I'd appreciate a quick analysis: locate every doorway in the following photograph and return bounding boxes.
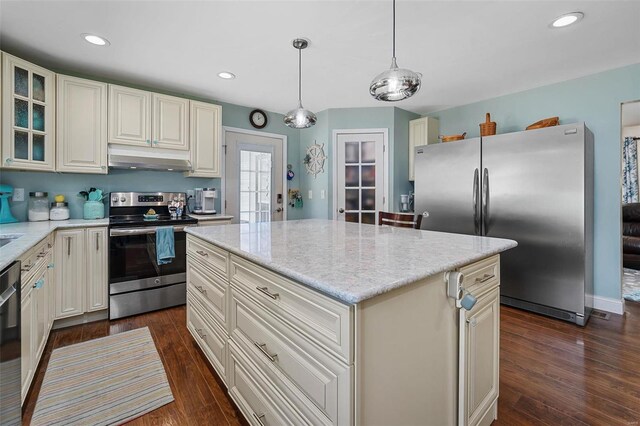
[333,129,388,224]
[621,100,640,303]
[224,128,286,224]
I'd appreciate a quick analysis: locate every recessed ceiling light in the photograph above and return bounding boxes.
[550,12,584,28]
[82,33,110,46]
[218,72,236,80]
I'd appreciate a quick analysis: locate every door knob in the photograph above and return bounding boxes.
[422,211,430,217]
[338,208,345,213]
[275,207,283,213]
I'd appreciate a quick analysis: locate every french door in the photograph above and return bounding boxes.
[224,130,285,224]
[334,131,387,224]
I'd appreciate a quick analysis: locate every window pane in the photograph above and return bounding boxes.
[259,154,271,171]
[345,142,359,163]
[240,212,250,223]
[361,213,376,225]
[240,151,250,170]
[33,103,45,131]
[345,189,359,210]
[261,212,270,222]
[345,166,359,187]
[33,73,45,102]
[361,141,375,163]
[362,165,375,187]
[259,174,270,191]
[240,171,251,191]
[14,67,28,97]
[14,98,28,128]
[259,191,270,205]
[240,192,250,210]
[14,131,28,159]
[33,134,45,161]
[361,189,375,210]
[345,212,359,223]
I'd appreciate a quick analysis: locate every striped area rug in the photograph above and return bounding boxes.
[31,327,174,426]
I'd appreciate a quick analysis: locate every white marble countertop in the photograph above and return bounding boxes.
[188,214,234,221]
[185,219,517,304]
[0,219,109,271]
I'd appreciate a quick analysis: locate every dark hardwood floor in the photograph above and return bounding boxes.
[23,302,640,425]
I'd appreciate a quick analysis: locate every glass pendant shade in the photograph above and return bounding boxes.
[370,58,422,101]
[284,104,317,129]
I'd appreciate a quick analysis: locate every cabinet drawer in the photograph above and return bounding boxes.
[230,255,353,363]
[228,341,306,426]
[187,258,228,331]
[460,255,499,297]
[187,294,228,383]
[231,288,351,425]
[187,235,228,278]
[19,234,52,284]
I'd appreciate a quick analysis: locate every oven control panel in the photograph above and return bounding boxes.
[109,192,186,207]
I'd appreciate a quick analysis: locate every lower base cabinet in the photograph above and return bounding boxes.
[187,235,501,426]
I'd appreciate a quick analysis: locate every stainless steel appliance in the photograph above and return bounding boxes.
[108,192,197,319]
[0,261,21,425]
[193,187,217,214]
[415,123,594,325]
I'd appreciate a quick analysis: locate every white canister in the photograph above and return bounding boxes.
[49,202,70,221]
[28,192,50,221]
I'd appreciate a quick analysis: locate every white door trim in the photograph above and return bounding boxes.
[331,128,389,220]
[222,126,288,220]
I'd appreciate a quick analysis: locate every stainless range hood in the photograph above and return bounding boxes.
[108,146,192,171]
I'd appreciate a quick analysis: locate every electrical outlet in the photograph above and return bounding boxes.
[186,190,195,198]
[13,188,24,202]
[320,190,326,199]
[308,190,313,199]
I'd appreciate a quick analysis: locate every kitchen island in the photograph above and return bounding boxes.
[184,219,516,426]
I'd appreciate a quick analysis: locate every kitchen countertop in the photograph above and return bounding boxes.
[187,214,234,221]
[185,219,517,304]
[0,219,109,271]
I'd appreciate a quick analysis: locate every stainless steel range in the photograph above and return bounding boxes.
[108,192,197,320]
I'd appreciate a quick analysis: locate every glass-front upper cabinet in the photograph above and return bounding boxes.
[1,53,55,171]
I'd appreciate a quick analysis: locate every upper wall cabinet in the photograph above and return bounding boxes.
[108,85,151,147]
[1,53,56,171]
[57,75,108,174]
[185,100,222,178]
[409,117,439,181]
[108,85,189,151]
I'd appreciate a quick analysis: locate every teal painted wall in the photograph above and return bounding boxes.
[0,50,303,222]
[428,63,640,300]
[299,107,417,219]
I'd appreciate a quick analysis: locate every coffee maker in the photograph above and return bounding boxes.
[193,187,217,214]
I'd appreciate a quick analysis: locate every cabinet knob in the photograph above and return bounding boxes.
[5,158,13,165]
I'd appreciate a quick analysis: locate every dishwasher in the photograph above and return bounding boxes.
[0,261,21,426]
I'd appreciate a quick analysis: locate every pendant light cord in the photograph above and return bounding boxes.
[392,0,396,60]
[298,47,302,107]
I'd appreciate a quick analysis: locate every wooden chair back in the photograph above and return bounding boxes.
[378,212,423,229]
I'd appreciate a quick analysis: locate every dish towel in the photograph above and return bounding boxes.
[156,226,175,265]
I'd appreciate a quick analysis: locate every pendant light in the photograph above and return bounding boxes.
[369,0,421,101]
[284,38,317,129]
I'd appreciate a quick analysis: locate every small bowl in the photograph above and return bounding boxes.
[143,214,159,220]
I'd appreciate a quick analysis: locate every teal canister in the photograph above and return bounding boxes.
[83,201,105,220]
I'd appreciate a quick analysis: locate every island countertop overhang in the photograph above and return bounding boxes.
[185,219,517,304]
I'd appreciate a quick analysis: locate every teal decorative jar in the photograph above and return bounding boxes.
[83,201,104,220]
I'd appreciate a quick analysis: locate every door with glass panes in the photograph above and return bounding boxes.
[335,131,386,224]
[2,53,55,171]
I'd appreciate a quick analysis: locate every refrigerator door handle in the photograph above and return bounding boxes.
[482,168,489,234]
[473,168,480,235]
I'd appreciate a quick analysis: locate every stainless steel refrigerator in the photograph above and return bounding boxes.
[415,123,594,326]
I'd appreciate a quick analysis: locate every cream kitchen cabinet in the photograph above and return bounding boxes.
[409,116,439,181]
[20,283,34,403]
[54,228,86,319]
[85,227,108,312]
[54,226,108,319]
[185,100,222,177]
[1,52,56,171]
[56,75,108,173]
[109,85,189,150]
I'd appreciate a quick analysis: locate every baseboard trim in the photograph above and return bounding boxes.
[52,310,108,330]
[593,296,625,315]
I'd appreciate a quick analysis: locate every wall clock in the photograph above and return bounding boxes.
[304,142,326,179]
[249,109,268,129]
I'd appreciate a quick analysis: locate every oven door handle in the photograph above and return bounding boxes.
[110,225,188,236]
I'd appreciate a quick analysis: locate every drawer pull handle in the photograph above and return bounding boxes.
[252,413,266,426]
[196,250,209,257]
[254,342,277,362]
[196,285,207,294]
[37,252,46,258]
[195,328,206,339]
[475,273,495,283]
[21,263,34,272]
[256,286,279,300]
[33,279,44,289]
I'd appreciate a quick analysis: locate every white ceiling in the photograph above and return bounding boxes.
[1,1,638,115]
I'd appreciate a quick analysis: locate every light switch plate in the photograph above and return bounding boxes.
[13,188,24,202]
[308,190,313,199]
[320,190,326,199]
